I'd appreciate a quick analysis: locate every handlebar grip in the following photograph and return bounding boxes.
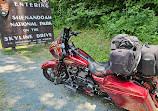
[74,32,81,35]
[76,32,82,34]
[71,32,82,36]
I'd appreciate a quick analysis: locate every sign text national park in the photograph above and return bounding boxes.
[0,0,54,48]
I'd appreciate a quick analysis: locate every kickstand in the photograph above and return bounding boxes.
[54,77,58,85]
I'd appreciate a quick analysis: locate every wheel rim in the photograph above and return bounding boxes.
[150,77,158,108]
[43,68,57,82]
[43,68,68,84]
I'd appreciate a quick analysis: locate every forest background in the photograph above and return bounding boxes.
[27,0,158,43]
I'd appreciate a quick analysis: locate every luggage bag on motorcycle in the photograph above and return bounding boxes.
[110,49,135,75]
[109,34,142,75]
[138,44,158,76]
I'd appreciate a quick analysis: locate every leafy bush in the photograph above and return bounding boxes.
[100,1,158,44]
[65,3,102,29]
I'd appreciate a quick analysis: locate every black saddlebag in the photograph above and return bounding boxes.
[138,45,158,76]
[110,49,135,75]
[109,34,142,75]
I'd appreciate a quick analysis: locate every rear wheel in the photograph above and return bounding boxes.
[151,92,158,108]
[149,77,158,108]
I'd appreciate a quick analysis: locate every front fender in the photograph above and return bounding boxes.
[41,60,58,69]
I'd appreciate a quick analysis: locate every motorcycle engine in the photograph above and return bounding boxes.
[65,66,98,96]
[67,66,89,86]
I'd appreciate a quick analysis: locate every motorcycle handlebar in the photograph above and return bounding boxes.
[61,28,83,58]
[70,31,82,36]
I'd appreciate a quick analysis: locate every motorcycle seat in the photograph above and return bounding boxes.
[88,58,111,77]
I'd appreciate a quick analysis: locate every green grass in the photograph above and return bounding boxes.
[0,29,111,62]
[72,29,111,62]
[0,80,6,110]
[0,41,2,49]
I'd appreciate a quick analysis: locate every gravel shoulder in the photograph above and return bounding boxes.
[0,52,125,111]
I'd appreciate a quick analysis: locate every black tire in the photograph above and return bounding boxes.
[43,68,57,82]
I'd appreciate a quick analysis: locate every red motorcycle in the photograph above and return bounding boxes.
[41,28,158,111]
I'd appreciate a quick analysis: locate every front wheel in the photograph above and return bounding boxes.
[43,68,57,82]
[43,68,68,83]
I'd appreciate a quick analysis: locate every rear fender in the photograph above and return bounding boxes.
[41,60,58,69]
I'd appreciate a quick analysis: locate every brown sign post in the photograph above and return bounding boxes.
[0,0,54,48]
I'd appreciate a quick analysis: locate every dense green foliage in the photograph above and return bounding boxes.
[21,0,158,44]
[47,0,158,43]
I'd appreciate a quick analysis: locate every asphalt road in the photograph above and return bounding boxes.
[0,52,125,111]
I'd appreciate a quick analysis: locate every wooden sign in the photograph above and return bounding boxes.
[0,0,54,48]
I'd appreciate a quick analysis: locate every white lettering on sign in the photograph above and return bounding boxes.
[14,2,18,6]
[15,40,31,44]
[43,38,52,40]
[23,29,30,32]
[12,15,52,20]
[4,35,33,42]
[29,3,33,7]
[36,33,52,38]
[10,22,37,27]
[25,2,28,7]
[4,37,9,41]
[19,2,24,7]
[39,21,52,26]
[14,36,18,40]
[13,2,49,8]
[31,28,39,31]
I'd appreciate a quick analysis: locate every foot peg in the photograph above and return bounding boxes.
[64,84,77,93]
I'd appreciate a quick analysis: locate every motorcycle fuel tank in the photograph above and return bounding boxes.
[64,54,88,67]
[93,75,157,111]
[64,48,89,67]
